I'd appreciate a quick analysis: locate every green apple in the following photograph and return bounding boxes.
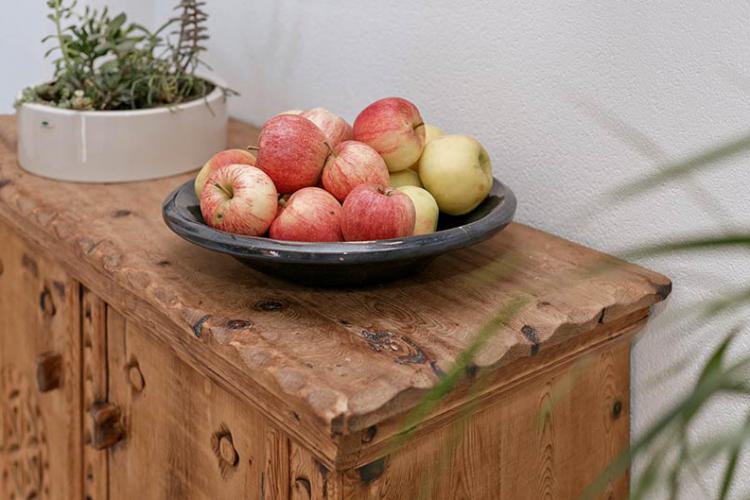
[410,124,444,171]
[389,169,423,188]
[397,186,439,235]
[423,124,444,144]
[418,135,493,215]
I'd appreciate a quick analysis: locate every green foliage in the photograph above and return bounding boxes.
[16,0,216,111]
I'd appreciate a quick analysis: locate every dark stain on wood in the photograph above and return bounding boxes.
[225,319,253,329]
[396,335,426,365]
[339,319,352,326]
[362,425,378,443]
[612,400,623,419]
[192,314,211,338]
[52,280,66,296]
[521,325,540,356]
[254,299,286,312]
[0,258,4,277]
[112,209,132,218]
[21,253,39,277]
[0,179,11,189]
[156,260,171,267]
[357,457,386,483]
[465,363,478,379]
[294,477,312,497]
[39,287,56,317]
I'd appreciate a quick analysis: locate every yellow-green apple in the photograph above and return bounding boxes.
[200,164,278,236]
[194,149,256,197]
[389,169,422,188]
[321,140,389,202]
[353,97,425,172]
[269,187,343,242]
[419,135,493,215]
[410,124,444,171]
[396,186,439,235]
[301,107,353,147]
[256,114,331,193]
[341,184,415,241]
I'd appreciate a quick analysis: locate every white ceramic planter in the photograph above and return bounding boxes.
[16,75,228,183]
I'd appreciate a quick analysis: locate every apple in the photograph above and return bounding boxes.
[276,109,304,115]
[397,186,439,235]
[419,135,493,215]
[341,184,415,241]
[321,140,389,202]
[194,149,256,197]
[352,97,425,172]
[301,107,353,147]
[410,124,444,171]
[256,114,331,193]
[200,164,278,236]
[269,187,343,242]
[389,169,422,188]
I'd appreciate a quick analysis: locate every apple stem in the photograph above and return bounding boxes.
[214,182,234,199]
[413,122,425,130]
[247,145,260,152]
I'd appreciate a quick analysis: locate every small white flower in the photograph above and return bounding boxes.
[74,90,84,98]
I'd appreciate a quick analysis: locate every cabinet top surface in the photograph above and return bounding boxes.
[0,116,670,434]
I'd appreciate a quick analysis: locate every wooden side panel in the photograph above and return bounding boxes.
[106,307,286,499]
[82,290,109,499]
[0,222,82,499]
[340,341,630,500]
[290,441,341,499]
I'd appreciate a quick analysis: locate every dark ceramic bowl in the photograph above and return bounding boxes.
[162,179,516,287]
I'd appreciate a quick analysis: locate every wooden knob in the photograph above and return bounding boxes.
[89,402,124,450]
[35,351,62,392]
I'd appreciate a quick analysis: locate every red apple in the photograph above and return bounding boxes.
[200,164,278,236]
[301,107,353,147]
[256,114,331,193]
[269,187,343,242]
[194,149,256,197]
[321,140,389,202]
[341,184,415,241]
[352,97,425,172]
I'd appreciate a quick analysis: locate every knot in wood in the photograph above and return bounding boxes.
[612,400,623,419]
[39,287,56,317]
[254,299,286,312]
[211,425,239,477]
[126,360,145,393]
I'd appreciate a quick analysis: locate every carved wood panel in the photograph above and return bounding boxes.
[0,222,81,499]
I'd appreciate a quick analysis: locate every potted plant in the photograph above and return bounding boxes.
[15,0,230,182]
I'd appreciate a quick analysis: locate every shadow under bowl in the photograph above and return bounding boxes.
[162,179,517,287]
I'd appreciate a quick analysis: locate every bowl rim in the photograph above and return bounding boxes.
[162,178,517,265]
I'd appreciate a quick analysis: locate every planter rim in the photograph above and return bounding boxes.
[16,72,227,117]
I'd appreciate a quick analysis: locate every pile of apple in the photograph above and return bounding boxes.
[195,97,493,242]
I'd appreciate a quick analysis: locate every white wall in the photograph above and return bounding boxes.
[4,1,750,497]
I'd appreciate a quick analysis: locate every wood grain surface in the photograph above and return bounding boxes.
[0,221,82,499]
[0,115,670,449]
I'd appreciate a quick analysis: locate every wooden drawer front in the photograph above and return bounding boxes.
[0,223,81,500]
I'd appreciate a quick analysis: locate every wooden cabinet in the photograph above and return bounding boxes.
[0,224,81,500]
[0,117,671,499]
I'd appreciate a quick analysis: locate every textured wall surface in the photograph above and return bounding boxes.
[4,1,750,496]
